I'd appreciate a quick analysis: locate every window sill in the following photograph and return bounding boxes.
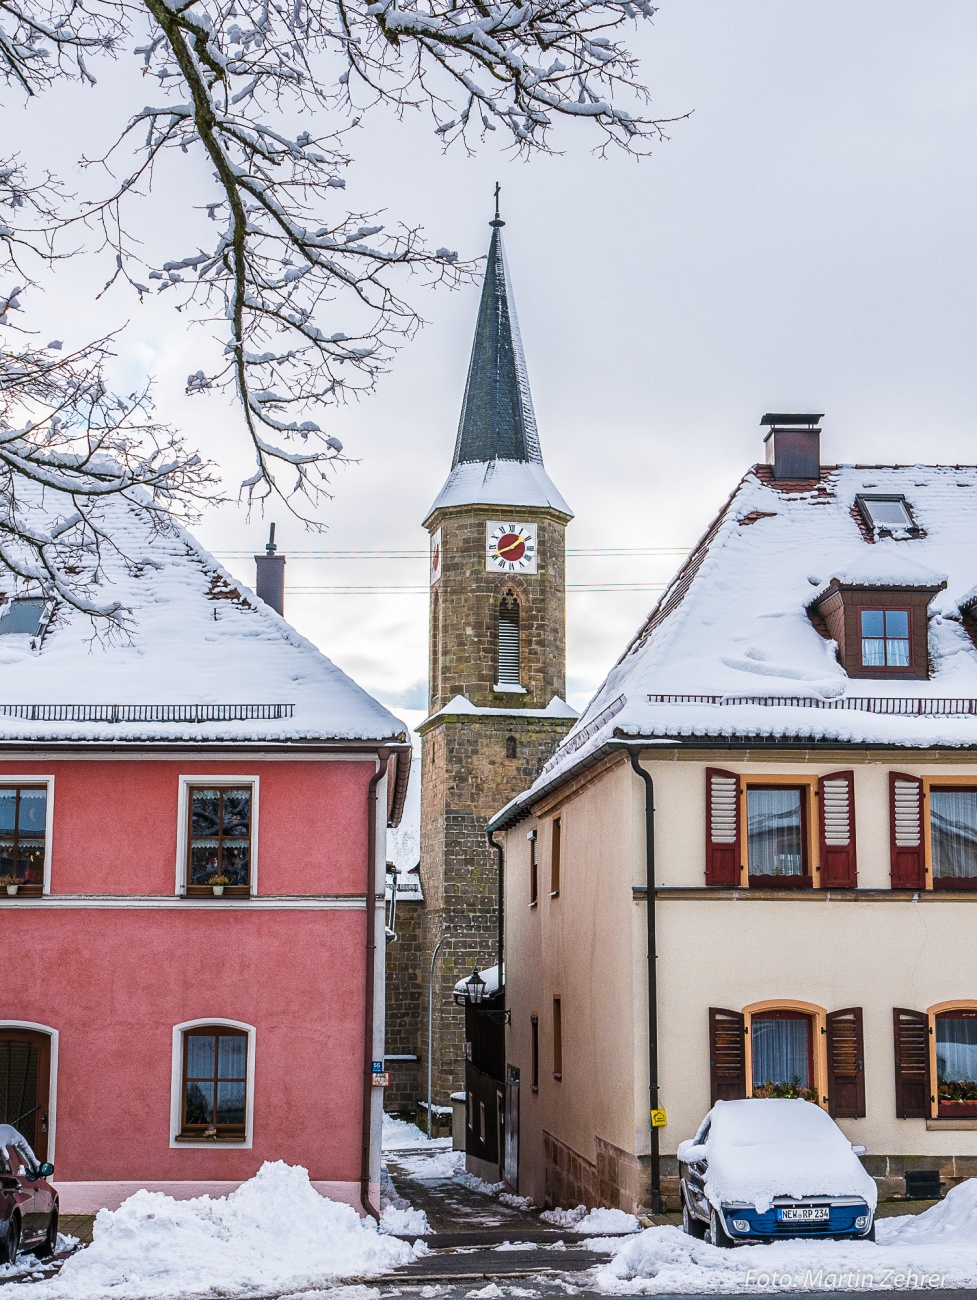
[531,1085,539,1094]
[493,684,527,694]
[926,1118,977,1131]
[173,1132,247,1143]
[182,891,253,900]
[529,900,538,909]
[549,891,560,899]
[553,1073,562,1082]
[0,888,44,898]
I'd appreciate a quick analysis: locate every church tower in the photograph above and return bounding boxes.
[417,204,576,1110]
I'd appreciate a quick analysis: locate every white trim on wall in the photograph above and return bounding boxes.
[0,1021,59,1162]
[169,1018,256,1150]
[0,894,365,910]
[175,776,260,897]
[0,776,55,894]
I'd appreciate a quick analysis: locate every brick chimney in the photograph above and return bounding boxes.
[761,413,823,481]
[254,523,285,616]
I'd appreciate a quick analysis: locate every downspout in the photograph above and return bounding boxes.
[629,750,661,1214]
[487,829,504,976]
[361,747,390,1221]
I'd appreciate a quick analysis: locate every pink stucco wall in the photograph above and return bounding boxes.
[0,756,378,1192]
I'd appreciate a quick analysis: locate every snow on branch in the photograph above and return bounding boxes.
[0,336,219,620]
[0,0,673,518]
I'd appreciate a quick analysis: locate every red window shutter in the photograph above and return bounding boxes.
[706,769,740,886]
[893,1008,930,1118]
[818,771,857,888]
[826,1008,866,1118]
[709,1007,746,1104]
[890,773,925,889]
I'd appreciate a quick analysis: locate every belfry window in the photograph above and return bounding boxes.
[497,596,521,688]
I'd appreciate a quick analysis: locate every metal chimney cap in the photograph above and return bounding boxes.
[760,412,824,427]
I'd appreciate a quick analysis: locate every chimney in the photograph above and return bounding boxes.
[761,413,823,481]
[254,523,286,616]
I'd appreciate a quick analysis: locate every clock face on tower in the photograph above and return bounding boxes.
[486,520,538,574]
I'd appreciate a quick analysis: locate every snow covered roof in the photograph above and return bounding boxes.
[425,458,572,521]
[0,492,410,768]
[386,754,422,899]
[491,463,977,828]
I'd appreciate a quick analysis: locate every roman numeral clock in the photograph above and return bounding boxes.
[486,521,538,574]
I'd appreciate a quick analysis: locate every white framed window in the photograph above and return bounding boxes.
[170,1018,256,1148]
[175,777,260,897]
[0,777,55,896]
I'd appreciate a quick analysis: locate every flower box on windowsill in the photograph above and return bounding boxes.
[174,1131,247,1143]
[183,886,252,899]
[0,880,42,897]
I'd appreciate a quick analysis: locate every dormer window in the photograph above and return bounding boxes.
[0,598,46,637]
[860,609,911,669]
[809,582,943,679]
[855,494,921,539]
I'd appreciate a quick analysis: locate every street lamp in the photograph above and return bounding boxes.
[464,968,486,1005]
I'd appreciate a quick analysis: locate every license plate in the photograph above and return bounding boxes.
[779,1207,829,1222]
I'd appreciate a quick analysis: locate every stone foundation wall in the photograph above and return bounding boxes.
[542,1131,655,1213]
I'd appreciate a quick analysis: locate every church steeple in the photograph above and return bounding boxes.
[425,200,571,523]
[451,202,542,469]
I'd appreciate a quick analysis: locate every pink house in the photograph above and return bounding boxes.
[0,502,409,1214]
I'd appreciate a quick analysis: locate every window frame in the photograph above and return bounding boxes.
[928,1001,977,1120]
[920,776,977,892]
[857,605,914,673]
[855,493,920,537]
[550,817,562,897]
[495,594,524,693]
[530,1014,539,1091]
[0,777,55,898]
[528,830,538,907]
[552,997,563,1081]
[741,775,818,890]
[170,1018,256,1148]
[176,776,259,898]
[743,1000,828,1109]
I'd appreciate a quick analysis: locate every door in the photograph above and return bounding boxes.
[504,1066,520,1191]
[0,1030,51,1161]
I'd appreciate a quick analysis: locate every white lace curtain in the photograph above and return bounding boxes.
[751,1017,811,1088]
[931,791,977,879]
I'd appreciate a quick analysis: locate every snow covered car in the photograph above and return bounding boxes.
[0,1124,59,1264]
[677,1099,876,1247]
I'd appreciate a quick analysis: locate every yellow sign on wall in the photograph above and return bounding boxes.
[650,1109,667,1129]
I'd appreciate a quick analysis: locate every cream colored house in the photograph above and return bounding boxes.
[489,418,977,1213]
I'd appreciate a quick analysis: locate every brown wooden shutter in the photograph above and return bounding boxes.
[826,1008,866,1118]
[890,773,925,889]
[709,1007,746,1104]
[706,769,740,886]
[819,771,857,887]
[893,1007,931,1118]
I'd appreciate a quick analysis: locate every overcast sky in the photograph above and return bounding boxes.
[13,1,977,726]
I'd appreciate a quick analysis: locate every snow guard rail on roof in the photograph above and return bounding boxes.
[648,694,977,717]
[0,704,295,723]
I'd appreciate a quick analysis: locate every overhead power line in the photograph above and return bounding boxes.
[283,582,668,595]
[215,546,691,560]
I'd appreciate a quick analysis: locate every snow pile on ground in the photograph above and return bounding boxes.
[382,1113,452,1152]
[456,1169,505,1195]
[595,1184,977,1293]
[380,1203,431,1236]
[0,1163,417,1299]
[540,1204,638,1234]
[679,1099,877,1214]
[499,1191,535,1210]
[397,1149,466,1180]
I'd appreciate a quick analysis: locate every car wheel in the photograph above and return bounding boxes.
[35,1210,58,1259]
[709,1208,735,1248]
[682,1202,707,1240]
[862,1221,876,1243]
[0,1214,20,1266]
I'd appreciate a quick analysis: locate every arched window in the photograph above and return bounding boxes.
[497,595,521,688]
[505,736,517,759]
[173,1022,252,1144]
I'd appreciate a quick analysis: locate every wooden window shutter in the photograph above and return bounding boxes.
[890,773,925,889]
[709,1007,746,1104]
[819,771,857,887]
[893,1007,930,1118]
[826,1008,866,1118]
[705,769,740,886]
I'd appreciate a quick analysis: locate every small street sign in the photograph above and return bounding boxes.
[371,1072,390,1088]
[650,1109,667,1128]
[371,1060,384,1073]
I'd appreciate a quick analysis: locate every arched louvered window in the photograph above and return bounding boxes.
[497,596,521,688]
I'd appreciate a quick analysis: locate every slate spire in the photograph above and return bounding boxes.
[451,199,542,468]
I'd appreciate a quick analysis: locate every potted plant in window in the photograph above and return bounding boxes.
[0,875,19,896]
[207,873,232,897]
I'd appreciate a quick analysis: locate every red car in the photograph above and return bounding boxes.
[0,1125,59,1264]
